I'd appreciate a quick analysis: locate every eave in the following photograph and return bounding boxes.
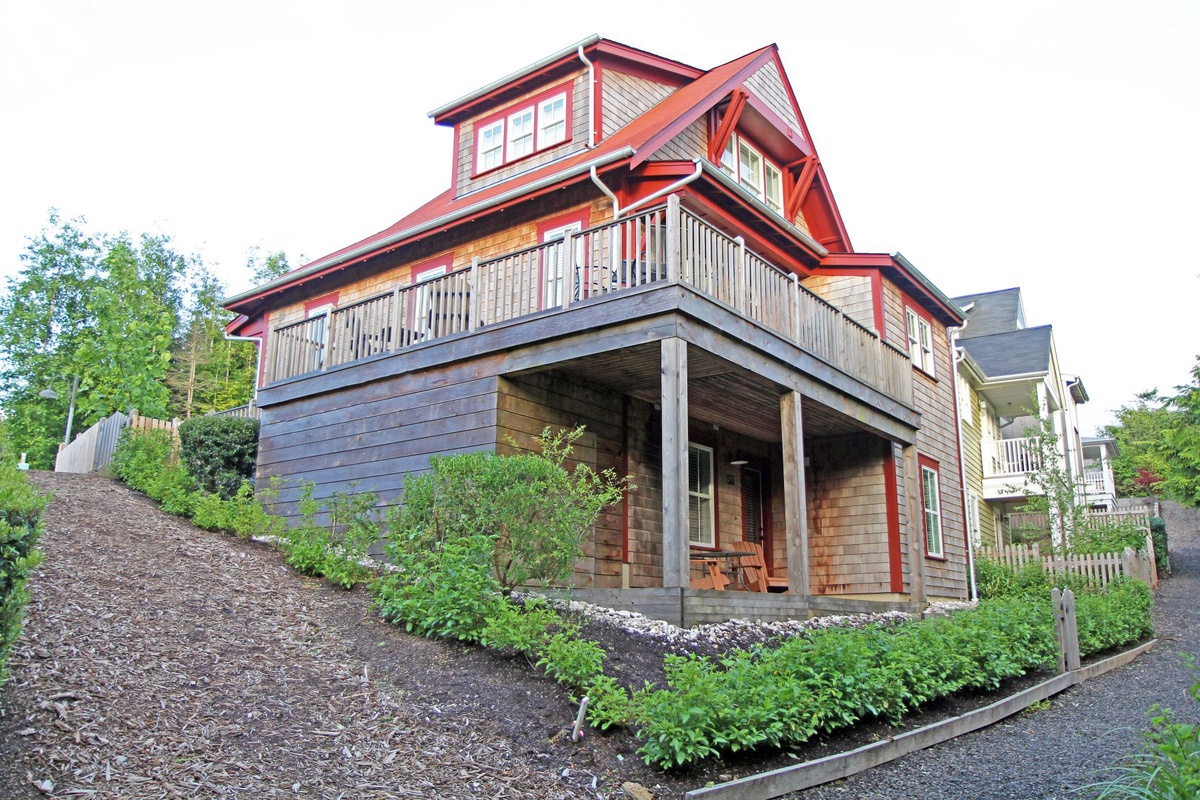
[817,252,964,326]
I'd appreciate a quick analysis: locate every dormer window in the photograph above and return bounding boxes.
[473,82,572,176]
[718,133,786,218]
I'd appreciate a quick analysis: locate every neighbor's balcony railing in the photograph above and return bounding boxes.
[266,196,913,402]
[984,436,1044,476]
[1083,468,1113,498]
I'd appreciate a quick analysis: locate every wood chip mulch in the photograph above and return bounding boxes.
[0,473,593,799]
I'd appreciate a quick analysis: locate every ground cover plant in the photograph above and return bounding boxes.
[108,424,1156,775]
[0,422,50,685]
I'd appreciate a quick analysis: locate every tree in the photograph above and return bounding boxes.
[1010,406,1086,547]
[167,266,256,417]
[246,248,292,286]
[0,213,100,466]
[1103,391,1173,497]
[1160,358,1200,506]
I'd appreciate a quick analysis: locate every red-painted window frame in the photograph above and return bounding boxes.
[472,81,574,178]
[918,454,946,560]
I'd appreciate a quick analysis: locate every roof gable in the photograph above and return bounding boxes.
[953,287,1026,338]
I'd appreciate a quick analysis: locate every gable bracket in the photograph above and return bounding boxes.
[708,89,748,164]
[786,156,819,220]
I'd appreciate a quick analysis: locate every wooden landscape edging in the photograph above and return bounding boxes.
[684,638,1158,800]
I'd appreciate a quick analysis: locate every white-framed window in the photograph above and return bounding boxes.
[966,489,982,548]
[540,220,584,308]
[507,107,535,160]
[306,303,333,372]
[956,369,972,423]
[738,139,764,198]
[906,307,936,376]
[921,461,944,558]
[477,121,505,172]
[538,94,567,149]
[713,132,788,221]
[474,87,570,174]
[764,162,783,213]
[688,443,715,547]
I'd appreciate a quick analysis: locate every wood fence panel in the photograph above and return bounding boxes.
[979,539,1156,588]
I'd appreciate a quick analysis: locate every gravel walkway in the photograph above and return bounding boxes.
[796,501,1200,800]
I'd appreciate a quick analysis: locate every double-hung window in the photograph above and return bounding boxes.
[920,459,944,558]
[716,132,787,221]
[906,307,936,376]
[688,443,715,547]
[474,85,570,174]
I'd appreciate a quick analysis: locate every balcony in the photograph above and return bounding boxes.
[265,196,912,403]
[982,436,1043,499]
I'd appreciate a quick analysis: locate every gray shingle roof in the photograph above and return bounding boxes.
[952,287,1024,338]
[959,326,1053,379]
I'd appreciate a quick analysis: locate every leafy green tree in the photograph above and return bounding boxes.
[74,232,187,421]
[1160,358,1200,506]
[1104,391,1174,497]
[246,248,292,286]
[167,266,256,417]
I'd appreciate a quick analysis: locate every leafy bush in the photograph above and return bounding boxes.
[377,428,627,641]
[191,481,282,540]
[177,416,259,499]
[0,423,50,686]
[628,591,1146,770]
[1150,516,1169,576]
[1070,523,1146,556]
[280,482,380,589]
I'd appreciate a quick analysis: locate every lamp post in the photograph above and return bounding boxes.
[39,375,79,444]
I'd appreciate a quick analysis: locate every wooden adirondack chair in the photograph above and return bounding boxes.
[729,541,788,592]
[689,560,730,590]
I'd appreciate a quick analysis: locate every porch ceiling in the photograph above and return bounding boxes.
[513,342,879,442]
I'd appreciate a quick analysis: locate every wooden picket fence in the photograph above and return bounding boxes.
[54,409,179,474]
[979,533,1158,590]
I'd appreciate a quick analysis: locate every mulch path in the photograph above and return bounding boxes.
[0,473,595,799]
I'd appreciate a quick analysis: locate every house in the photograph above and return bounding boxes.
[223,37,970,623]
[1081,436,1119,512]
[952,288,1090,547]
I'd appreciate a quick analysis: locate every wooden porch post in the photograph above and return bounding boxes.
[661,337,690,589]
[781,390,810,595]
[903,444,927,602]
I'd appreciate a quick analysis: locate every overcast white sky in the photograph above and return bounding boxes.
[1,0,1197,434]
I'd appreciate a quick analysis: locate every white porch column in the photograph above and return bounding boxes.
[781,390,810,595]
[903,444,927,602]
[661,338,691,588]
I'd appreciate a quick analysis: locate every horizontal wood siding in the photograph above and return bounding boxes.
[495,373,626,589]
[256,358,503,517]
[456,71,590,198]
[959,376,997,547]
[882,279,968,599]
[745,59,802,131]
[601,69,674,137]
[802,274,875,332]
[806,433,893,595]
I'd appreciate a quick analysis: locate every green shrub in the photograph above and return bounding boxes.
[0,422,50,686]
[536,633,606,694]
[631,596,1072,769]
[112,428,178,496]
[1150,516,1169,576]
[177,416,259,499]
[479,597,561,658]
[1075,579,1154,656]
[1070,523,1146,556]
[280,482,380,589]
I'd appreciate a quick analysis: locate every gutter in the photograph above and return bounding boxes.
[950,322,977,602]
[429,35,601,120]
[577,45,595,149]
[891,252,966,321]
[223,146,636,308]
[698,160,829,258]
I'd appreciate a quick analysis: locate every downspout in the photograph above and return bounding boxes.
[590,159,705,221]
[577,45,595,149]
[225,334,264,406]
[950,325,977,601]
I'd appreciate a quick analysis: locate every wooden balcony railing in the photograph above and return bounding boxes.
[266,195,913,404]
[985,437,1044,476]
